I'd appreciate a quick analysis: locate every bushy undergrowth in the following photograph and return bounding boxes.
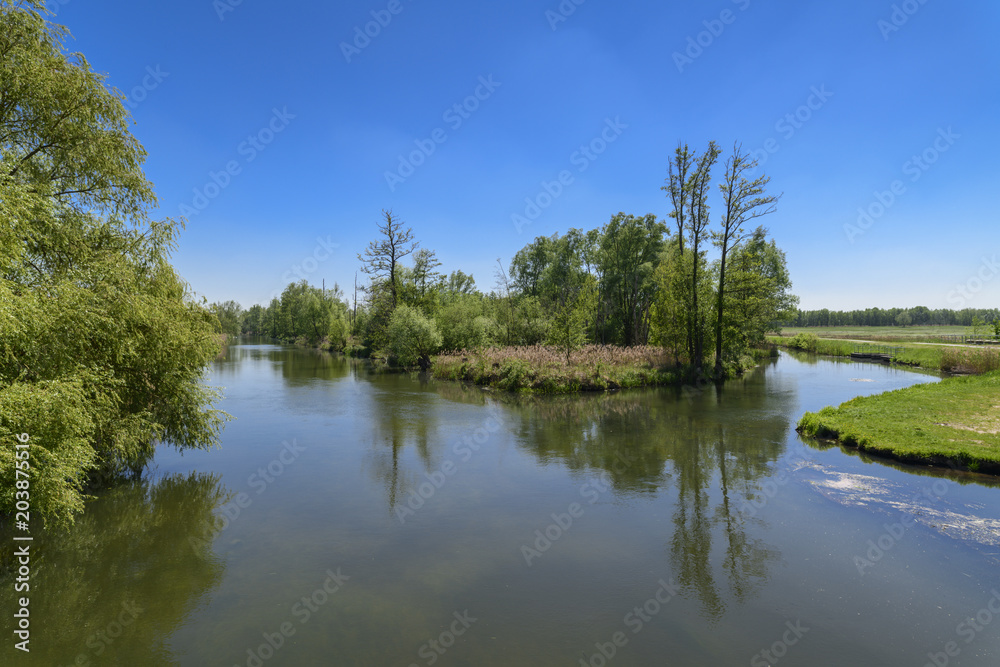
[432,345,679,392]
[787,332,818,351]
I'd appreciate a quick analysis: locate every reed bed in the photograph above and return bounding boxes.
[432,345,679,392]
[941,347,1000,375]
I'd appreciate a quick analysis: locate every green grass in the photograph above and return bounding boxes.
[797,371,1000,473]
[768,334,1000,374]
[779,325,973,343]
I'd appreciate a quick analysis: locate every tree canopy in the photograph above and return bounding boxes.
[1,1,228,526]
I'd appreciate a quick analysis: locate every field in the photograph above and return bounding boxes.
[778,325,975,343]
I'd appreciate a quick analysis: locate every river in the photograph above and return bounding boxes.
[4,338,1000,666]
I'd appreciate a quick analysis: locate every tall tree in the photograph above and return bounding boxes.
[210,300,243,336]
[686,142,721,369]
[598,213,667,346]
[713,144,780,376]
[719,228,797,355]
[357,209,418,309]
[444,269,477,296]
[663,143,694,255]
[509,234,555,297]
[241,304,264,334]
[411,247,443,300]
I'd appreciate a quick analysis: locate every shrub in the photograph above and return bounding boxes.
[788,332,818,351]
[435,299,497,351]
[386,305,442,367]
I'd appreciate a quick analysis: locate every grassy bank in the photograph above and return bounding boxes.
[431,345,769,393]
[779,325,971,342]
[767,333,1000,374]
[797,371,1000,474]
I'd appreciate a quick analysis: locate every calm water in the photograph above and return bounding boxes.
[4,339,1000,666]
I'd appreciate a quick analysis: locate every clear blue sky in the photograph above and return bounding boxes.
[53,0,1000,311]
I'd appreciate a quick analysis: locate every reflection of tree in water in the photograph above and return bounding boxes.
[497,380,787,620]
[213,340,353,385]
[670,415,782,621]
[0,472,229,666]
[274,347,351,384]
[364,388,440,514]
[497,390,678,493]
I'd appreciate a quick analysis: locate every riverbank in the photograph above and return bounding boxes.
[767,333,1000,374]
[430,345,769,392]
[797,371,1000,474]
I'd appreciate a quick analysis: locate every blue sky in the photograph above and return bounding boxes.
[52,0,999,311]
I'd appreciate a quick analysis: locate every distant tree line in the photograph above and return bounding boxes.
[220,142,797,377]
[789,307,999,328]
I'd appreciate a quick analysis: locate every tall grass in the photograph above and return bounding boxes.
[941,347,1000,374]
[432,345,680,392]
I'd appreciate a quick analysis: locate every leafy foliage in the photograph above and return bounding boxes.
[0,2,227,525]
[386,304,442,367]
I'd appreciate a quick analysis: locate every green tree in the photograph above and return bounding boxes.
[547,277,597,363]
[444,269,477,296]
[411,248,443,301]
[650,240,693,362]
[598,213,666,346]
[665,141,720,367]
[210,300,243,336]
[719,228,797,356]
[713,144,780,376]
[0,2,228,525]
[971,314,984,339]
[685,142,721,369]
[386,304,443,367]
[662,142,694,255]
[241,304,265,334]
[264,298,281,338]
[436,295,496,351]
[509,235,555,297]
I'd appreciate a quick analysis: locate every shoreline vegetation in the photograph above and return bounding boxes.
[770,329,1000,475]
[767,332,1000,375]
[233,143,799,393]
[430,344,772,393]
[797,371,1000,475]
[259,336,772,392]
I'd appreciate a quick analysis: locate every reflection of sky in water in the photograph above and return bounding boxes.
[4,345,998,666]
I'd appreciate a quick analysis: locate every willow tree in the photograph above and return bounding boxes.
[0,1,228,526]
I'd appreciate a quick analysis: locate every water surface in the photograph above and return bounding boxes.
[3,341,999,666]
